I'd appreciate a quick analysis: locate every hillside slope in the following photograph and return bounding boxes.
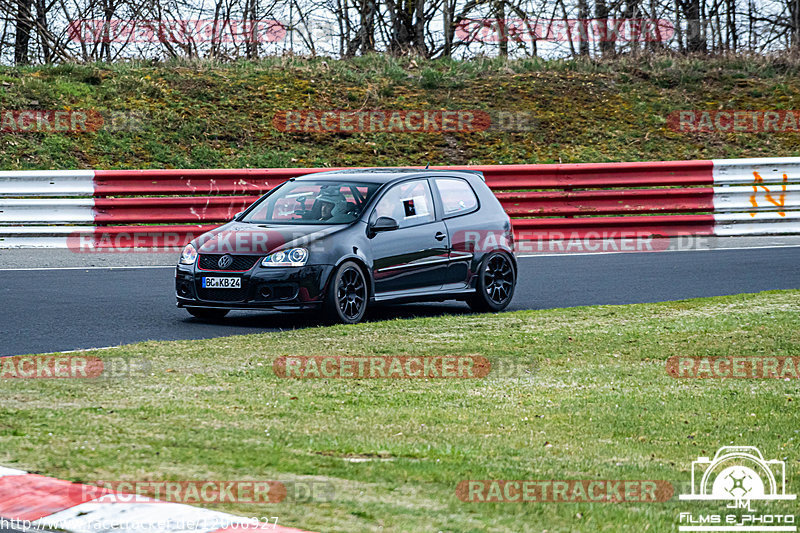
[1,55,799,170]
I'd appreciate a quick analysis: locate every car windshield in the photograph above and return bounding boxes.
[241,180,381,225]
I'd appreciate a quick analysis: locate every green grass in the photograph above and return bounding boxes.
[1,290,798,532]
[3,54,800,170]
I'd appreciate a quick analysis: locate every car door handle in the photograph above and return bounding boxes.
[435,232,447,241]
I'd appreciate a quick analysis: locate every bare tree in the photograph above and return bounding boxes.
[2,0,800,64]
[14,0,33,63]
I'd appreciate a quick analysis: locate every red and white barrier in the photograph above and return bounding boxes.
[1,157,798,248]
[0,468,313,533]
[710,158,800,235]
[0,170,94,197]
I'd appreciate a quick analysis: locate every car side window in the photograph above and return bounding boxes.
[435,178,478,217]
[374,179,435,229]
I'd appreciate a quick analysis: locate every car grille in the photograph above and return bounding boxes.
[196,285,249,302]
[198,254,261,271]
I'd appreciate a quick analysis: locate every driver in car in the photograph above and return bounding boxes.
[316,189,356,223]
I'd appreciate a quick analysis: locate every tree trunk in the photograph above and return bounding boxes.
[14,0,33,64]
[577,0,590,56]
[789,0,800,50]
[245,0,258,60]
[685,0,706,53]
[495,0,507,57]
[442,0,454,57]
[34,0,50,62]
[595,0,615,57]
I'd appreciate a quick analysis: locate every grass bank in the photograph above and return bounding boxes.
[2,54,800,169]
[0,290,798,532]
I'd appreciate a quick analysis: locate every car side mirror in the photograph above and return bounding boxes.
[233,211,243,220]
[371,216,399,233]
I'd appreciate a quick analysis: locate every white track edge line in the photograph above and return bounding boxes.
[516,243,800,258]
[0,265,175,271]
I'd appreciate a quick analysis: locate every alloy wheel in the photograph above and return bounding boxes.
[483,254,513,304]
[336,267,366,320]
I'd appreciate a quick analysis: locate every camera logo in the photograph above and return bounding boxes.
[680,446,795,503]
[677,446,796,533]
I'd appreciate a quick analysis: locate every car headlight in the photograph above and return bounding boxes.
[262,247,308,267]
[179,243,197,265]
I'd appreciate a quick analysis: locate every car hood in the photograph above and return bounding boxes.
[193,221,349,255]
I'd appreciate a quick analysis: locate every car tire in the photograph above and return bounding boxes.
[467,252,516,313]
[323,261,368,324]
[186,307,229,320]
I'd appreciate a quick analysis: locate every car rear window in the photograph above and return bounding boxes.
[435,178,478,216]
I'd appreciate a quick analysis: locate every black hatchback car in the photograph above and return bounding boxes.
[176,168,516,323]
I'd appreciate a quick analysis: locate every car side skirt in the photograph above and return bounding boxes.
[372,287,476,304]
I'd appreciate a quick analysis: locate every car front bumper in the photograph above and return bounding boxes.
[175,263,333,311]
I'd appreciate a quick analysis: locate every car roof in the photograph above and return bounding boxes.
[294,168,484,184]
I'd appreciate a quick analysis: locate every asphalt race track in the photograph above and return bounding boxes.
[1,247,798,357]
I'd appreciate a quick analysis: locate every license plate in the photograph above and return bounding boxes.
[202,277,241,289]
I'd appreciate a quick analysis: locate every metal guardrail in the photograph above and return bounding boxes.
[0,158,798,248]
